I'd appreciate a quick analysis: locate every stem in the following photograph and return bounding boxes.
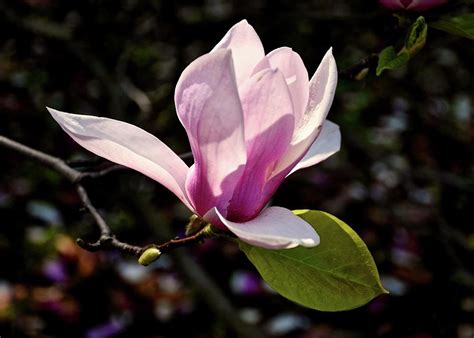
[0,134,203,258]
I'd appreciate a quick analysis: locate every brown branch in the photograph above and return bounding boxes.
[130,194,265,338]
[0,135,81,182]
[75,214,213,257]
[0,134,202,258]
[154,225,213,253]
[79,164,127,179]
[1,133,263,337]
[76,184,111,236]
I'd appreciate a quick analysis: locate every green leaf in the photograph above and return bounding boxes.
[404,16,428,56]
[239,210,388,312]
[376,46,410,76]
[430,14,474,41]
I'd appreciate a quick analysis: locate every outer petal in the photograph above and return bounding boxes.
[253,47,309,125]
[47,108,192,209]
[216,207,320,249]
[211,19,265,85]
[175,49,246,216]
[288,120,341,175]
[271,48,337,177]
[379,0,405,10]
[226,69,294,221]
[408,0,447,10]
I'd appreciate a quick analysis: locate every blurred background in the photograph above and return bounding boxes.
[1,0,473,337]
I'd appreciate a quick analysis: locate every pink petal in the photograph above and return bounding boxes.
[175,49,247,216]
[47,108,192,210]
[216,207,320,249]
[288,120,341,175]
[211,20,265,85]
[408,0,447,10]
[253,47,309,126]
[226,68,294,221]
[379,0,406,9]
[271,48,337,177]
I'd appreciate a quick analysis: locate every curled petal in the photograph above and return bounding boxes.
[48,108,192,210]
[408,0,448,10]
[289,120,341,175]
[227,68,294,221]
[212,19,265,85]
[379,0,405,9]
[272,48,337,177]
[216,207,320,249]
[175,49,247,216]
[379,0,447,10]
[253,47,309,125]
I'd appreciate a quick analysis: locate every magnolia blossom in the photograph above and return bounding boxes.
[379,0,448,11]
[48,20,340,249]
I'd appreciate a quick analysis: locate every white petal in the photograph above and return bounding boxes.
[253,47,309,125]
[211,19,265,85]
[48,107,192,210]
[271,48,338,177]
[216,207,320,249]
[288,120,341,175]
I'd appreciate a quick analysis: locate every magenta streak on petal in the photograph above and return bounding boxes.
[379,0,447,10]
[407,0,448,10]
[226,68,294,222]
[400,0,413,7]
[256,122,341,220]
[175,49,247,217]
[379,0,406,9]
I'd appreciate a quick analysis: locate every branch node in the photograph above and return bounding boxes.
[76,238,102,251]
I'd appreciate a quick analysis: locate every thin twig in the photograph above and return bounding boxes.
[0,134,201,258]
[0,133,263,337]
[0,136,81,182]
[76,184,111,236]
[154,226,213,253]
[79,164,127,179]
[130,195,265,338]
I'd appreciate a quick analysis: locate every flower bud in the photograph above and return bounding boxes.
[379,0,448,11]
[138,247,161,266]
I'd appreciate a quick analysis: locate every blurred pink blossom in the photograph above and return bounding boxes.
[379,0,448,11]
[48,20,340,249]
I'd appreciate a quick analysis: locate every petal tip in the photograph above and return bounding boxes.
[231,19,254,33]
[47,107,66,122]
[324,48,336,66]
[301,236,320,247]
[46,106,59,115]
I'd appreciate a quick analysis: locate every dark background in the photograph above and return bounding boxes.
[1,0,473,337]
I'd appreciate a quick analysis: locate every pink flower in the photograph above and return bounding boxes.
[48,20,340,249]
[379,0,448,11]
